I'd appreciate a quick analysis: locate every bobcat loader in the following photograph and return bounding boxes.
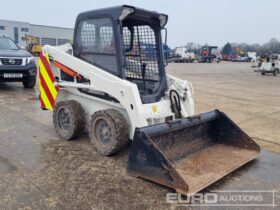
[39,5,260,195]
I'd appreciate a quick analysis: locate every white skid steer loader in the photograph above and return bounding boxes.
[39,5,260,195]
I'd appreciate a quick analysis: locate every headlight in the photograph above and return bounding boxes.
[26,57,35,65]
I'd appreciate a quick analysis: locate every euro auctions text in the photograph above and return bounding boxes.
[166,190,277,207]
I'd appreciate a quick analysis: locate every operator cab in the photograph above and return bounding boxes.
[73,5,168,103]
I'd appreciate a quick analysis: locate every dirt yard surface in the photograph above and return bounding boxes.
[0,62,279,209]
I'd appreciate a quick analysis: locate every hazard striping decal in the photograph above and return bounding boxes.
[39,53,59,110]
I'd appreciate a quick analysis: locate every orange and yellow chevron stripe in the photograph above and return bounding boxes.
[39,53,59,110]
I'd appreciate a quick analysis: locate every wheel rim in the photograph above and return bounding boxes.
[94,118,113,146]
[57,108,71,130]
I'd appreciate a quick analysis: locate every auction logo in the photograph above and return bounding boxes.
[166,190,277,207]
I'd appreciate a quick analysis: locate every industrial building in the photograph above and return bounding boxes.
[0,19,74,47]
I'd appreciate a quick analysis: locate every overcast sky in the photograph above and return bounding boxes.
[1,0,279,47]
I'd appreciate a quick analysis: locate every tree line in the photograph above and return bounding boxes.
[182,38,280,56]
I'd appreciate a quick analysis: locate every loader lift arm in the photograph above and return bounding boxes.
[41,44,147,133]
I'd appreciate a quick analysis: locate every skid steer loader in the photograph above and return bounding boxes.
[38,5,260,195]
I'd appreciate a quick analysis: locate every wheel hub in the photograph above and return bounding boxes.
[58,108,71,130]
[95,119,112,145]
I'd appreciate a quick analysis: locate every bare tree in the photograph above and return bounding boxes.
[185,42,194,51]
[173,37,280,56]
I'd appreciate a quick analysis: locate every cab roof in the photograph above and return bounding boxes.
[76,5,168,28]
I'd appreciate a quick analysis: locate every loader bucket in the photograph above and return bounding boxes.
[127,110,260,195]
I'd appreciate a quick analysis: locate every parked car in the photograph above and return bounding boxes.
[260,60,280,76]
[173,47,195,63]
[0,36,37,88]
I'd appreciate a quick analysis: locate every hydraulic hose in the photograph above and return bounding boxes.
[169,89,182,119]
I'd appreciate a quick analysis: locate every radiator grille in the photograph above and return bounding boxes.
[0,58,22,65]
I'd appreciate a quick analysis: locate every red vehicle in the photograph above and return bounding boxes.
[199,45,218,63]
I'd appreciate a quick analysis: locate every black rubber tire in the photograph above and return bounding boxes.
[261,71,265,75]
[89,109,129,156]
[22,77,36,88]
[53,100,85,140]
[273,69,279,76]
